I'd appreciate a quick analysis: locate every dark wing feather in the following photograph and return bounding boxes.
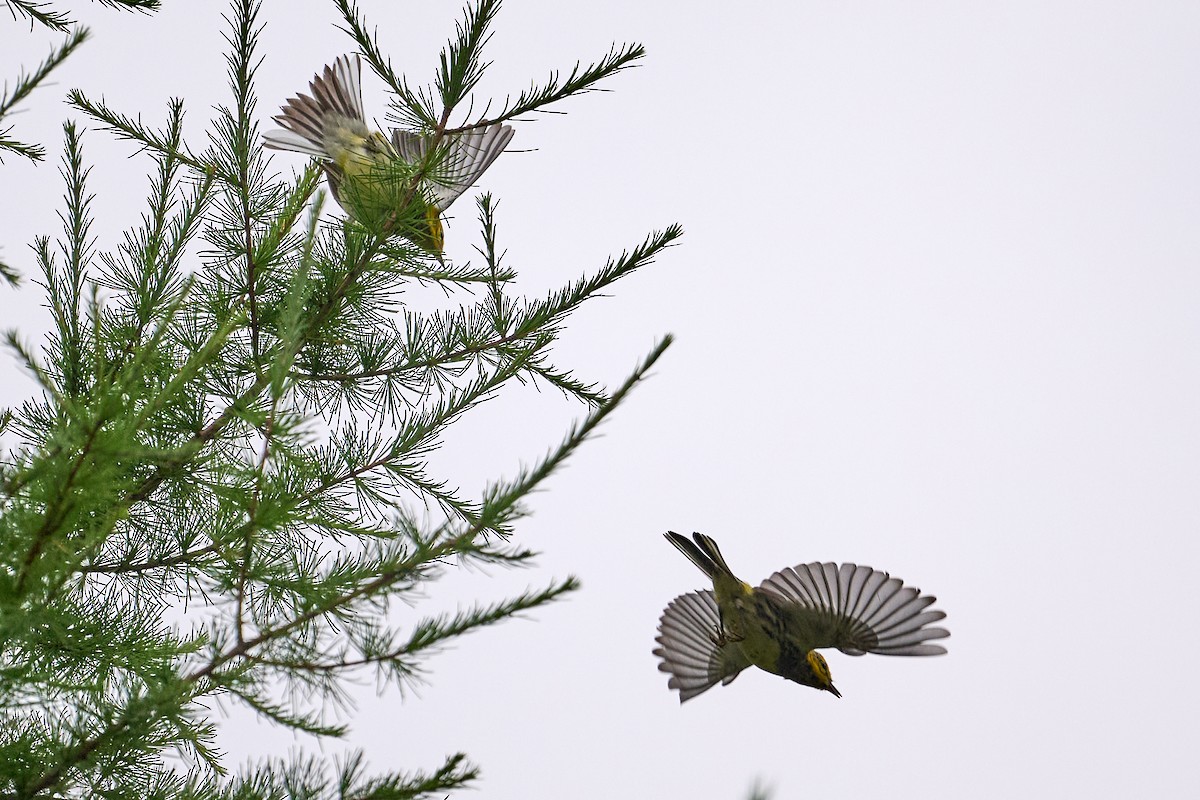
[309,55,364,121]
[264,54,367,157]
[653,590,751,702]
[760,562,949,656]
[390,123,514,210]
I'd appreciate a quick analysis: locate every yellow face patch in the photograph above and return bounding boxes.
[806,650,834,688]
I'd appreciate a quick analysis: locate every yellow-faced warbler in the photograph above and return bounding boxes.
[655,532,948,701]
[263,55,513,254]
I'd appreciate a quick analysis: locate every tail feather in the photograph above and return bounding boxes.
[665,531,737,580]
[692,532,735,576]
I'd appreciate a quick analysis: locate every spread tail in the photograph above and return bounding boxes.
[664,531,736,580]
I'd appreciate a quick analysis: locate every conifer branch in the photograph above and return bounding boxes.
[0,26,88,161]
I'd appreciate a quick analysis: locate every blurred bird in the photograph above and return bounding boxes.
[263,55,513,254]
[655,531,948,702]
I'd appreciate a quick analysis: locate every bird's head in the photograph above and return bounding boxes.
[793,650,841,698]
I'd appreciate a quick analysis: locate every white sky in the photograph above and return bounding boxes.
[4,1,1200,798]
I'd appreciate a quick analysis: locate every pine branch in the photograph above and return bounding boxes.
[435,0,501,113]
[332,0,438,128]
[3,0,160,31]
[294,223,683,387]
[444,40,646,132]
[3,0,678,793]
[220,0,267,366]
[248,576,577,680]
[0,26,88,162]
[4,0,72,32]
[477,334,673,535]
[378,577,578,681]
[523,358,609,407]
[45,122,93,399]
[474,193,507,324]
[225,687,347,738]
[66,90,236,185]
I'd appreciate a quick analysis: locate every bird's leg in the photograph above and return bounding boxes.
[713,609,744,646]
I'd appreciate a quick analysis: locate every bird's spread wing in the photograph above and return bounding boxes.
[759,563,949,657]
[310,55,364,123]
[264,55,367,157]
[654,590,752,702]
[390,123,514,210]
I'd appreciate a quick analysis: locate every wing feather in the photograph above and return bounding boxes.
[266,54,512,214]
[391,123,514,210]
[264,55,367,157]
[262,129,327,158]
[760,562,949,657]
[653,590,751,702]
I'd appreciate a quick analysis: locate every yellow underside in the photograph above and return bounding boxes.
[330,135,444,253]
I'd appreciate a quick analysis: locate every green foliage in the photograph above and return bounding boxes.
[333,0,645,133]
[4,1,159,33]
[0,27,89,165]
[2,0,164,280]
[3,0,160,161]
[0,0,677,796]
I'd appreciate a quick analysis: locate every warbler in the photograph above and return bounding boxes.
[263,55,514,253]
[655,531,948,701]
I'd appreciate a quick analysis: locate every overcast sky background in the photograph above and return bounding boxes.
[4,1,1200,798]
